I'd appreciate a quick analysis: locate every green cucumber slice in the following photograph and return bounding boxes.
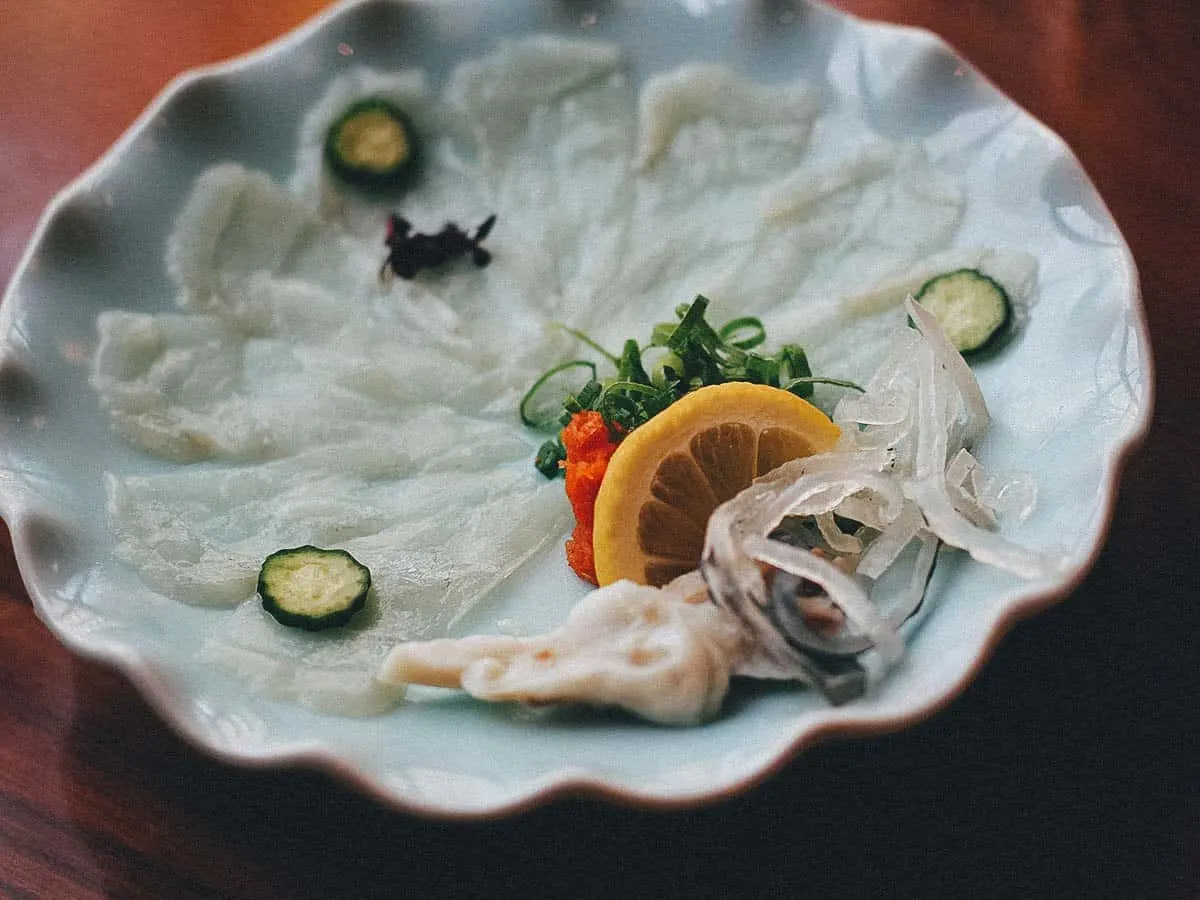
[258,546,371,631]
[324,98,419,190]
[913,268,1012,357]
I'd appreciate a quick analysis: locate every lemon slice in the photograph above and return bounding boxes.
[592,382,841,587]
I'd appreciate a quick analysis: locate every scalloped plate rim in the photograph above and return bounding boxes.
[0,0,1154,818]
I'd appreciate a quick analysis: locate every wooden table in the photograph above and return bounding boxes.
[1,2,1195,896]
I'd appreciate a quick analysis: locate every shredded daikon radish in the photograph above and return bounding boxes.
[855,504,924,580]
[700,298,1065,703]
[742,534,904,663]
[906,295,990,445]
[816,512,863,555]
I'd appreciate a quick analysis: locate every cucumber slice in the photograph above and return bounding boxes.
[913,268,1012,357]
[258,546,371,631]
[324,98,419,190]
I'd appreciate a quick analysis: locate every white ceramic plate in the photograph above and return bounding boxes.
[0,0,1150,817]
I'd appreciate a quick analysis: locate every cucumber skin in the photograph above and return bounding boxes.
[258,545,371,632]
[323,98,421,191]
[913,268,1013,359]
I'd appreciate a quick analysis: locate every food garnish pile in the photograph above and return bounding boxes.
[90,36,1055,725]
[521,294,853,584]
[383,296,1060,721]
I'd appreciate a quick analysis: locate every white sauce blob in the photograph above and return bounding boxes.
[381,573,743,725]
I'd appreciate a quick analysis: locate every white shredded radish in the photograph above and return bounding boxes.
[855,504,924,579]
[700,303,1065,700]
[888,531,940,627]
[904,478,1060,579]
[816,511,863,554]
[945,448,975,487]
[906,295,989,444]
[742,534,905,663]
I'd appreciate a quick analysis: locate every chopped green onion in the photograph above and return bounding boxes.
[555,324,618,364]
[520,359,597,429]
[616,339,651,386]
[534,438,567,478]
[522,295,855,476]
[718,316,766,350]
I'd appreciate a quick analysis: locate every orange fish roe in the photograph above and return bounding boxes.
[560,410,623,584]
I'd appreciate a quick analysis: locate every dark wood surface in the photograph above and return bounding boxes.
[1,2,1196,896]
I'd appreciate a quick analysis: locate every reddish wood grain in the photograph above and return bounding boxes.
[0,2,1196,897]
